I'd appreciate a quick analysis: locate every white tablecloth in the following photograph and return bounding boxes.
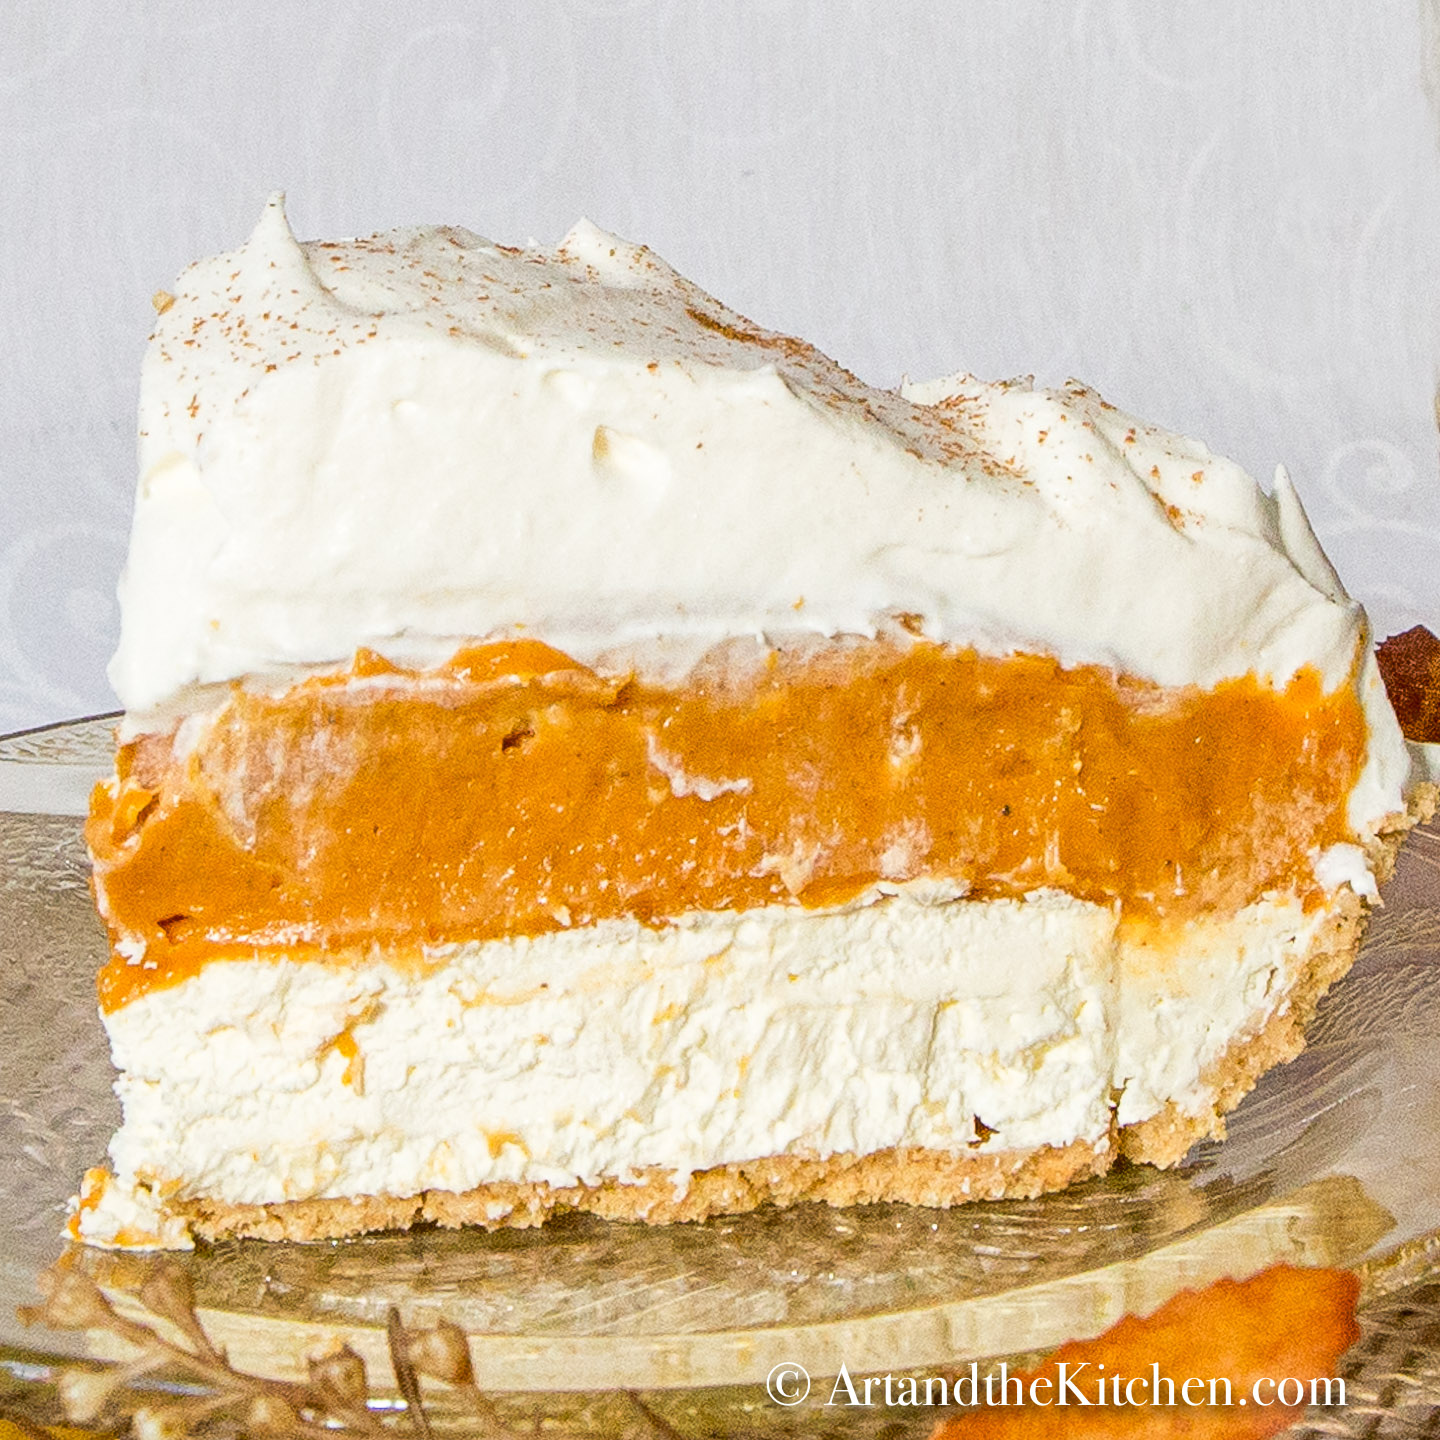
[1,0,1437,731]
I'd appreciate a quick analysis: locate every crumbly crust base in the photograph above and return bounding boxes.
[176,1136,1113,1243]
[144,784,1440,1246]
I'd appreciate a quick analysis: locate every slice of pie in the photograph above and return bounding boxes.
[74,197,1432,1248]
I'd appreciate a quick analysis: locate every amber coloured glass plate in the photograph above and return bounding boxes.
[3,718,1440,1436]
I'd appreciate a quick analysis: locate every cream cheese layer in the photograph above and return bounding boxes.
[80,885,1338,1248]
[111,198,1408,827]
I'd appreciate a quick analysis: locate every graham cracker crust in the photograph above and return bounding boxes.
[142,783,1440,1246]
[177,1136,1114,1243]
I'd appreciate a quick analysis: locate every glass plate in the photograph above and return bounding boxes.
[3,718,1439,1436]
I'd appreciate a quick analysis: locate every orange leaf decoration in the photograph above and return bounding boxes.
[932,1263,1359,1439]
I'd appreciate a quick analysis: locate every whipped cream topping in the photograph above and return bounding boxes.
[113,196,1409,824]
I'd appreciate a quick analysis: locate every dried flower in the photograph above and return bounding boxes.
[57,1364,123,1423]
[309,1343,370,1409]
[33,1268,118,1330]
[387,1307,433,1440]
[136,1259,194,1322]
[405,1319,475,1387]
[246,1391,302,1435]
[23,1257,465,1438]
[138,1259,220,1361]
[130,1404,189,1440]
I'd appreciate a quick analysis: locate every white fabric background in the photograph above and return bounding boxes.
[2,0,1438,732]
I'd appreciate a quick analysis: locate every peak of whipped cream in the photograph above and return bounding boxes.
[112,195,1409,821]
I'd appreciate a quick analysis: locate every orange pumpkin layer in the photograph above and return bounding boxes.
[88,638,1367,1010]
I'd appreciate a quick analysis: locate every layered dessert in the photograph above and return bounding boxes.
[75,197,1429,1248]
